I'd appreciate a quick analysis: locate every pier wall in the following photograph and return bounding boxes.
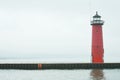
[0,63,120,70]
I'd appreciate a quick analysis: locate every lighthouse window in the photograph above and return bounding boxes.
[93,18,100,21]
[97,18,100,20]
[93,18,97,20]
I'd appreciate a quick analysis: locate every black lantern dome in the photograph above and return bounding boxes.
[91,12,104,25]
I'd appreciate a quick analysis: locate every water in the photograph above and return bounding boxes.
[0,69,120,80]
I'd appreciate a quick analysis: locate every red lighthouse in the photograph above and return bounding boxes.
[91,12,104,63]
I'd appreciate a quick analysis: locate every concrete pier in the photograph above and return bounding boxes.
[0,63,120,70]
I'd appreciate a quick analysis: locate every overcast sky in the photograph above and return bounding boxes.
[0,0,120,62]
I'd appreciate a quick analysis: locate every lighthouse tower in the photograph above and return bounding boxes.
[91,12,104,63]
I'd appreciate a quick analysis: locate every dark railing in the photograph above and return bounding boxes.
[91,20,104,25]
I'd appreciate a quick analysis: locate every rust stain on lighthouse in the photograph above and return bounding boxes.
[91,12,104,63]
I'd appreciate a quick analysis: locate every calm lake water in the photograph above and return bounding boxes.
[0,69,120,80]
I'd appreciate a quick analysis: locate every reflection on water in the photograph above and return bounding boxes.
[90,69,105,80]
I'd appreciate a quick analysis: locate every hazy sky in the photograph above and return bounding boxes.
[0,0,120,62]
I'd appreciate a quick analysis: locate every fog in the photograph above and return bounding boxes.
[0,0,120,62]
